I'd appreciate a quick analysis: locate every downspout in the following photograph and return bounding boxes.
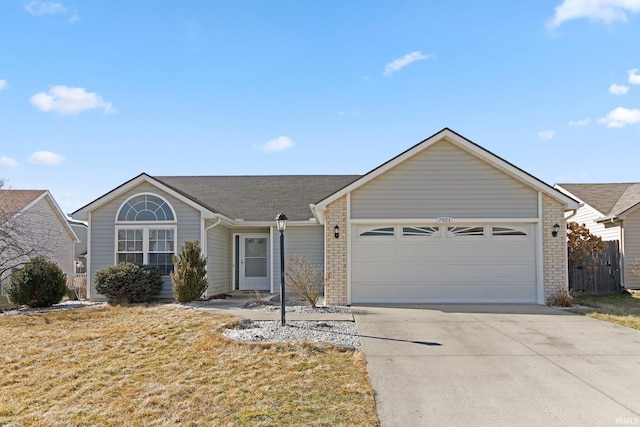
[202,217,222,296]
[620,220,625,289]
[565,209,578,221]
[205,217,222,232]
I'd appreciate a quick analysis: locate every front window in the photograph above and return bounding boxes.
[116,193,177,275]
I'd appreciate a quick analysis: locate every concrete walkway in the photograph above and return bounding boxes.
[353,304,640,427]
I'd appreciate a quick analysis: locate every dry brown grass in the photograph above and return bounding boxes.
[0,305,378,426]
[573,292,640,330]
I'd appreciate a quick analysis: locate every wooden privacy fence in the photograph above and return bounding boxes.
[569,240,620,294]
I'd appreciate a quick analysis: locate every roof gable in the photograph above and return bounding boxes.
[0,190,46,215]
[1,189,79,242]
[71,173,221,221]
[315,128,579,211]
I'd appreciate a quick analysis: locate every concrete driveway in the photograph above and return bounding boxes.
[353,304,640,427]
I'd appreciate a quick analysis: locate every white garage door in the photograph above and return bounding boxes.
[351,224,537,303]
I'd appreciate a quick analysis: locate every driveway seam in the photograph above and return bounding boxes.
[470,313,640,417]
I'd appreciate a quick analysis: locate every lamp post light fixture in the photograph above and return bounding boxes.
[552,223,560,237]
[275,213,288,326]
[334,224,340,238]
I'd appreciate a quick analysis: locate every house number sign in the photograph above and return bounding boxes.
[436,217,452,223]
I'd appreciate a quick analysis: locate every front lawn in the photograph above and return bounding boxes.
[572,292,640,330]
[0,305,378,426]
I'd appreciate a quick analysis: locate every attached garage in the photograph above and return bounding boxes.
[351,223,537,303]
[315,128,580,305]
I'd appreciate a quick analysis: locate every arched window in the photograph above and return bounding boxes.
[117,194,175,222]
[115,194,177,275]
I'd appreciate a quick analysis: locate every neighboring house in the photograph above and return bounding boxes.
[0,190,79,296]
[71,128,579,304]
[69,219,88,273]
[555,183,640,289]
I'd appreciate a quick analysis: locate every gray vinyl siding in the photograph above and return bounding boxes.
[88,182,202,300]
[623,211,640,289]
[31,197,76,279]
[567,204,621,242]
[206,224,230,296]
[351,140,538,219]
[272,225,324,293]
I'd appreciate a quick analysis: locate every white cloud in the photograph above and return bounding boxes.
[629,68,640,84]
[28,151,65,165]
[538,130,555,140]
[547,0,640,28]
[383,51,431,77]
[0,156,18,167]
[25,1,66,16]
[598,107,640,127]
[25,1,79,23]
[569,117,591,126]
[259,136,294,153]
[609,83,630,95]
[30,85,115,115]
[0,80,7,91]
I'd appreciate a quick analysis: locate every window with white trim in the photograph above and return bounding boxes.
[359,227,395,237]
[403,226,439,237]
[116,193,177,275]
[492,226,527,236]
[447,226,484,236]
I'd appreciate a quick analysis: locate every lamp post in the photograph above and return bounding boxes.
[275,213,288,326]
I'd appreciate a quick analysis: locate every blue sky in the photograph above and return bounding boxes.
[1,0,640,214]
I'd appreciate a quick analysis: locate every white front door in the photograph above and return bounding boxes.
[239,234,270,290]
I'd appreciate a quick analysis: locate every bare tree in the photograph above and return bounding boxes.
[0,183,63,282]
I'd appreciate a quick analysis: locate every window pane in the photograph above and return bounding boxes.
[245,258,267,277]
[245,238,267,257]
[149,253,174,275]
[360,227,395,237]
[448,226,484,236]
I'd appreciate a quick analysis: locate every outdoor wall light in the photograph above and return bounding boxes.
[275,213,288,326]
[334,224,340,238]
[552,223,560,237]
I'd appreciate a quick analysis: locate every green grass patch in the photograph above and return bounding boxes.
[572,292,640,330]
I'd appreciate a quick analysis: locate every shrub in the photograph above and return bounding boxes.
[546,289,574,307]
[95,263,163,304]
[171,240,208,303]
[5,256,67,308]
[567,222,607,277]
[285,256,325,308]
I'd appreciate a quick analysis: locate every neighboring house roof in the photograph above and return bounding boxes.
[0,189,79,242]
[155,175,359,222]
[315,128,580,213]
[556,183,640,219]
[0,190,47,217]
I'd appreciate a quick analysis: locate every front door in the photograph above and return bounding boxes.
[239,235,269,290]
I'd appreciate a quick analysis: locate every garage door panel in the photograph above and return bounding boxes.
[352,243,398,261]
[397,242,440,259]
[351,223,537,303]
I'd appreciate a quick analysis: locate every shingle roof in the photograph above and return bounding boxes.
[557,183,640,217]
[154,175,360,221]
[0,190,46,216]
